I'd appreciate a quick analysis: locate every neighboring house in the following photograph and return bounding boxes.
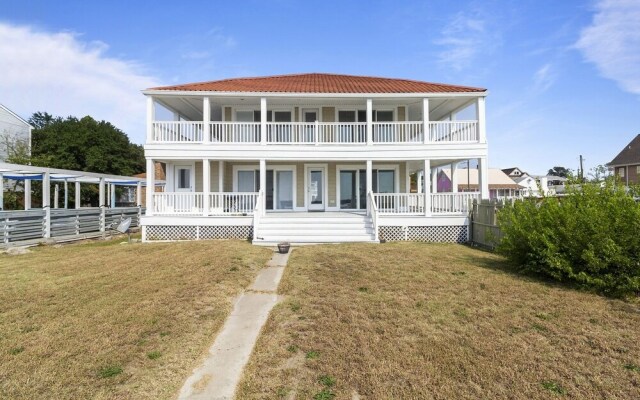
[501,167,526,179]
[607,134,640,185]
[141,73,489,244]
[0,103,32,161]
[132,162,166,207]
[438,168,524,199]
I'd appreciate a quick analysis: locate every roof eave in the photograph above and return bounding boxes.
[141,89,488,98]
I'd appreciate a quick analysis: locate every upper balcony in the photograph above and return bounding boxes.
[149,120,480,145]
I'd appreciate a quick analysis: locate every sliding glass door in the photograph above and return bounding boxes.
[339,168,397,210]
[236,169,293,210]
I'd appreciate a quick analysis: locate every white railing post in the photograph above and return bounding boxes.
[259,159,266,215]
[0,173,3,210]
[424,159,431,216]
[366,99,373,145]
[478,157,489,199]
[315,120,319,145]
[136,181,142,206]
[423,98,430,143]
[202,159,210,216]
[75,181,81,209]
[99,177,106,235]
[366,160,373,216]
[43,172,51,238]
[146,159,155,216]
[260,98,267,145]
[24,179,31,210]
[146,96,155,143]
[203,97,211,144]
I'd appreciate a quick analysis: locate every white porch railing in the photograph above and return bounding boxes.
[429,121,478,142]
[372,192,480,215]
[208,192,258,215]
[153,122,203,142]
[210,122,260,143]
[252,190,264,241]
[153,192,259,216]
[431,193,480,213]
[153,193,204,215]
[151,121,479,144]
[372,122,423,143]
[367,191,379,241]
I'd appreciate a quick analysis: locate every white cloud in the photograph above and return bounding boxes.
[0,23,160,144]
[575,0,640,95]
[434,12,495,71]
[532,63,556,93]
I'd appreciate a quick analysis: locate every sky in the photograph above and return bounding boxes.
[1,0,639,175]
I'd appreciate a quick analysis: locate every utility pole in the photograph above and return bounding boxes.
[579,155,584,181]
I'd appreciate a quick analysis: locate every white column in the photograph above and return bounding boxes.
[202,159,210,216]
[146,96,155,143]
[423,98,430,143]
[110,183,116,208]
[451,162,459,193]
[366,98,373,145]
[424,159,431,216]
[64,180,68,208]
[54,184,59,209]
[24,179,31,210]
[218,160,224,192]
[259,159,266,213]
[75,181,81,209]
[136,181,142,206]
[43,172,51,238]
[99,178,106,207]
[478,157,489,199]
[476,97,486,143]
[146,159,155,216]
[260,97,267,145]
[431,168,438,194]
[0,173,3,210]
[203,97,211,144]
[365,160,373,214]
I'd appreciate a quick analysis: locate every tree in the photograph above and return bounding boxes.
[547,166,571,178]
[28,113,145,176]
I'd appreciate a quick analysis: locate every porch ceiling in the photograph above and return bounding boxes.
[154,95,475,122]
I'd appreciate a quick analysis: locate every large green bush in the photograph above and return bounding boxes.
[496,180,640,296]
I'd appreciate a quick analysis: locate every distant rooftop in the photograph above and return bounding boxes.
[608,134,640,166]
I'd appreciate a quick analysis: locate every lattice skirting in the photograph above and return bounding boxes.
[145,225,252,241]
[379,225,469,243]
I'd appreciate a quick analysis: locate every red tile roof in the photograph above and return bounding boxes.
[149,73,486,94]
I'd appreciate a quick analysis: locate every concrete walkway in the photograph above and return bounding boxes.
[177,250,289,400]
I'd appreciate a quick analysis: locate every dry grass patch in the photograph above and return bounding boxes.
[0,238,271,399]
[238,243,640,399]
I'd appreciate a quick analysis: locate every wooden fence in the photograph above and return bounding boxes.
[1,207,143,248]
[470,199,505,249]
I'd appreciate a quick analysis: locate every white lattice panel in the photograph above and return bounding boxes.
[146,226,197,241]
[200,225,252,240]
[145,225,252,241]
[379,225,468,243]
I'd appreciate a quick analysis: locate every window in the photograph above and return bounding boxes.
[339,168,396,209]
[636,165,640,174]
[619,167,625,177]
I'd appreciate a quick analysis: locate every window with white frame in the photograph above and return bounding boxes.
[619,167,625,177]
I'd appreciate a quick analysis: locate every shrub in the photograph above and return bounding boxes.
[496,179,640,296]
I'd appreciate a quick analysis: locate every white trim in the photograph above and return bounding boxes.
[174,162,196,192]
[304,163,329,211]
[142,90,489,98]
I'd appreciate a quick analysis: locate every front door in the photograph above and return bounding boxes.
[307,167,325,211]
[175,165,193,192]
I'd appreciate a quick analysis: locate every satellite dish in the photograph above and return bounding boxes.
[116,218,132,234]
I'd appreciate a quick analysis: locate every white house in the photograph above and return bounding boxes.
[438,168,524,199]
[0,104,32,161]
[140,73,489,244]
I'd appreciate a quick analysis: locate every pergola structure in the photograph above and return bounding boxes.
[0,162,164,211]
